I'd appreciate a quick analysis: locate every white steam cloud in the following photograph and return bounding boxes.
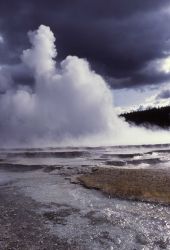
[0,25,170,147]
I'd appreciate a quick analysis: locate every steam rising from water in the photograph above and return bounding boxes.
[0,25,170,147]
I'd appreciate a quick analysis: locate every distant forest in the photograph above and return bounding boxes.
[120,106,170,129]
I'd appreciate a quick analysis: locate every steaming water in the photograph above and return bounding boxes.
[1,143,170,169]
[0,144,170,249]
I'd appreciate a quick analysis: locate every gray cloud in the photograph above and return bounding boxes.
[0,1,170,89]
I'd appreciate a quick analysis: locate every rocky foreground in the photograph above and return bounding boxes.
[0,146,170,249]
[0,186,74,250]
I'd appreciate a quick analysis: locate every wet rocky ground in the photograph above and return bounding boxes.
[0,186,81,250]
[0,145,170,249]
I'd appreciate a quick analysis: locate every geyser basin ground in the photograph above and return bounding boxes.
[0,145,170,249]
[78,168,170,204]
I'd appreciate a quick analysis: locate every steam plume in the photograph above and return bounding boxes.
[0,25,170,147]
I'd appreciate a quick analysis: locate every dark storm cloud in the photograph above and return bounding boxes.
[0,0,170,89]
[156,89,170,99]
[109,72,170,90]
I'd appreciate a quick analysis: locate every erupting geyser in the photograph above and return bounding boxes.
[0,25,170,147]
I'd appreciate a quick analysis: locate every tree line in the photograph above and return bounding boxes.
[120,106,170,128]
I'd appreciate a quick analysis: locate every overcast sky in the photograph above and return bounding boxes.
[0,0,170,110]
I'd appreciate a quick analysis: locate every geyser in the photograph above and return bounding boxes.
[0,25,170,147]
